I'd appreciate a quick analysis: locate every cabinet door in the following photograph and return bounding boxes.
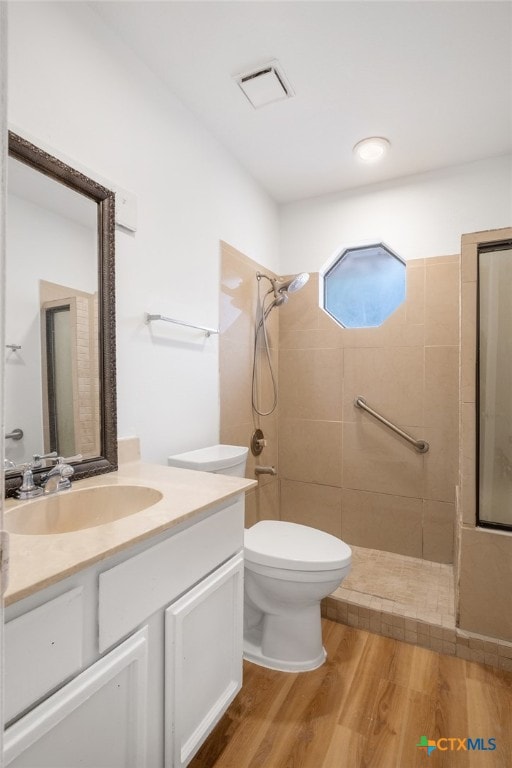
[165,553,244,768]
[4,627,148,768]
[5,587,84,723]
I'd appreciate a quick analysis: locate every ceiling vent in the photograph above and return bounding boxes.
[235,60,294,109]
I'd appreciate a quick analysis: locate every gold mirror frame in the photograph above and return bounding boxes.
[5,131,117,495]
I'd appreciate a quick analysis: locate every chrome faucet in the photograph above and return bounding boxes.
[43,455,82,495]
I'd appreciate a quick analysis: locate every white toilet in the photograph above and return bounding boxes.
[167,445,352,673]
[244,521,351,672]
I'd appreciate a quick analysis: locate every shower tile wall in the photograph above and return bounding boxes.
[219,241,280,524]
[219,244,460,561]
[278,257,460,563]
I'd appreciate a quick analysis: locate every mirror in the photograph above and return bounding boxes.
[5,132,117,495]
[478,240,512,529]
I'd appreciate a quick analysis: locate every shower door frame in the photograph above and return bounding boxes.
[475,235,512,532]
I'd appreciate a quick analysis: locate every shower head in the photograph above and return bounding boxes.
[275,272,310,294]
[256,271,310,302]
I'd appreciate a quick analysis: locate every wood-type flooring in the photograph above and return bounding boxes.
[189,619,512,768]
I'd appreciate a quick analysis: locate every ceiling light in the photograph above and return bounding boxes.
[353,137,390,162]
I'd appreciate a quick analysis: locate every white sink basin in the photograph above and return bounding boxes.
[5,485,163,535]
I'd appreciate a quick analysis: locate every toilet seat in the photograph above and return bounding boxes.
[244,521,351,572]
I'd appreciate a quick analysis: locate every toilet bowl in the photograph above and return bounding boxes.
[244,520,351,672]
[167,445,352,673]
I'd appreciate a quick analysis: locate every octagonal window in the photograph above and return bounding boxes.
[323,243,405,328]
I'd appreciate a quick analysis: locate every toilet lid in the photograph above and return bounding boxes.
[244,521,352,571]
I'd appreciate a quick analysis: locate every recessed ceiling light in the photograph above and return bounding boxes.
[353,137,390,162]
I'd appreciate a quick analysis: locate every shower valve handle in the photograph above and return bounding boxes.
[251,429,267,456]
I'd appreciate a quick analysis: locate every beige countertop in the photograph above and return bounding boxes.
[4,462,256,606]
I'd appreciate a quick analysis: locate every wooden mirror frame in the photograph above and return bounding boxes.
[5,131,117,495]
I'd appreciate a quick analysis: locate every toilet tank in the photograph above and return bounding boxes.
[167,444,248,477]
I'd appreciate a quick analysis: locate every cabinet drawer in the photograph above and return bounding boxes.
[5,588,84,723]
[99,497,244,652]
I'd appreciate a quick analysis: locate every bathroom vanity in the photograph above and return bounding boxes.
[3,132,257,767]
[3,463,255,767]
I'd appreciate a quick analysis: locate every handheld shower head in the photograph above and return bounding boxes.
[263,292,288,317]
[253,271,306,418]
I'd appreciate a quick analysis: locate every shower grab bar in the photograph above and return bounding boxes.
[354,397,429,453]
[145,313,219,338]
[5,428,24,441]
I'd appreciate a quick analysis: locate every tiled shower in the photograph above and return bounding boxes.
[219,234,512,669]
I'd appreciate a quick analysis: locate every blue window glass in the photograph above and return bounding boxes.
[323,244,405,328]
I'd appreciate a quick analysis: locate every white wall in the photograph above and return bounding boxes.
[280,155,512,272]
[7,2,280,463]
[7,3,511,466]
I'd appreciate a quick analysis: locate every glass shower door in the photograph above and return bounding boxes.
[478,244,512,528]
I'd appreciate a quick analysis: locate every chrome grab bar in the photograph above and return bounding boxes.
[145,313,219,338]
[354,397,429,454]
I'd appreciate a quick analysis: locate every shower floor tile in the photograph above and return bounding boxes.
[333,545,455,618]
[323,546,512,668]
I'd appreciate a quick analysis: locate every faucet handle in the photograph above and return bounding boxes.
[16,464,44,499]
[55,454,83,465]
[32,451,58,468]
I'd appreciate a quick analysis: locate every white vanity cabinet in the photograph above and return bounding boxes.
[4,494,245,768]
[4,627,149,768]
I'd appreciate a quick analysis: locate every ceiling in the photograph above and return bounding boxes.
[91,1,512,204]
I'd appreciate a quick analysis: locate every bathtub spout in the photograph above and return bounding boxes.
[255,466,277,476]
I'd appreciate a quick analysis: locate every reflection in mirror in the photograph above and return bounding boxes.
[5,132,117,495]
[478,242,512,529]
[7,160,99,462]
[45,303,75,456]
[41,283,100,458]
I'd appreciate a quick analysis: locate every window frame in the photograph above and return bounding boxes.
[319,241,406,329]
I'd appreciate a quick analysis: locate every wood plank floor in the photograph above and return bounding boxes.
[190,619,512,768]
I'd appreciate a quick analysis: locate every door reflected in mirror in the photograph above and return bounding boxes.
[45,303,75,457]
[41,284,100,459]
